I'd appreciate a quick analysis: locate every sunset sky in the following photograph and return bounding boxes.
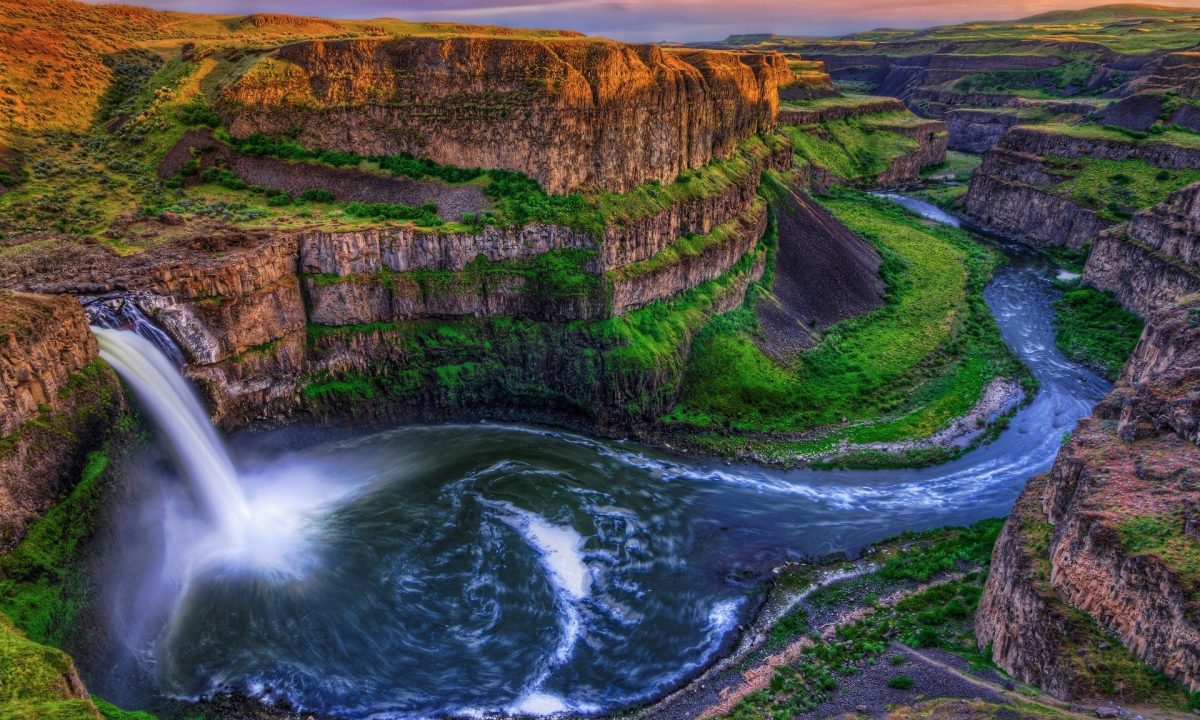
[90,0,1200,41]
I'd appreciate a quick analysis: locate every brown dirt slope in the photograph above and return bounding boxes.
[755,186,885,359]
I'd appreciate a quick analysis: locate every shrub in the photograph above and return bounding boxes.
[300,188,335,202]
[344,201,443,227]
[177,100,220,128]
[887,675,914,690]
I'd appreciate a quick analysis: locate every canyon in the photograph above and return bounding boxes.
[1,2,1199,720]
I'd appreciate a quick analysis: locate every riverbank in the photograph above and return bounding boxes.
[660,188,1029,467]
[642,519,1198,720]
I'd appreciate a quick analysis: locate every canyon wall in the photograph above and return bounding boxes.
[219,37,792,194]
[958,126,1200,248]
[978,297,1200,695]
[1084,183,1200,317]
[978,177,1200,695]
[0,292,123,549]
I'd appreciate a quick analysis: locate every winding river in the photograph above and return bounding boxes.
[83,196,1110,718]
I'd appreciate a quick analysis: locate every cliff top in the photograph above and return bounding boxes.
[0,0,584,140]
[712,3,1200,54]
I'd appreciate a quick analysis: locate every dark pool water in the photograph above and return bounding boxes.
[84,196,1109,718]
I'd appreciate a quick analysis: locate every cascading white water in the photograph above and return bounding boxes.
[86,295,187,366]
[93,327,252,544]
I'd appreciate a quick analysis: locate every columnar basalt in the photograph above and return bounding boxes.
[1084,183,1200,316]
[0,292,123,549]
[941,109,1020,153]
[220,36,792,194]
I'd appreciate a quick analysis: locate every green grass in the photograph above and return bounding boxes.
[1033,122,1200,151]
[0,614,99,720]
[1041,156,1200,222]
[301,240,766,424]
[667,189,1023,452]
[725,577,987,719]
[722,511,1196,720]
[780,94,896,111]
[955,58,1102,97]
[222,129,786,236]
[922,151,982,183]
[1117,515,1200,601]
[887,674,915,690]
[1053,284,1143,381]
[785,118,918,185]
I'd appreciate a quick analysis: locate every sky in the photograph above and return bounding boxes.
[88,0,1200,42]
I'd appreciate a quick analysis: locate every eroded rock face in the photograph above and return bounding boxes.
[942,109,1018,154]
[978,298,1200,695]
[220,37,791,194]
[610,202,767,315]
[0,292,123,549]
[1084,183,1200,316]
[962,129,1130,248]
[963,171,1110,249]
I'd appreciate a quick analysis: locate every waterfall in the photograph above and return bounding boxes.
[85,295,187,366]
[93,327,251,544]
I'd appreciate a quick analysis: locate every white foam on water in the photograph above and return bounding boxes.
[509,691,569,715]
[484,500,595,715]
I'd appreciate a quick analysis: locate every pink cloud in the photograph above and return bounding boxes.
[83,0,1200,41]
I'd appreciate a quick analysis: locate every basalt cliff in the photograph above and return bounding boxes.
[976,175,1200,698]
[220,37,792,194]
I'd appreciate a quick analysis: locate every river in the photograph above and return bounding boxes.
[84,196,1110,718]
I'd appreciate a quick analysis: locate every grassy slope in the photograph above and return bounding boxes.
[718,516,1199,720]
[666,188,1025,462]
[0,0,581,142]
[1040,155,1200,222]
[784,113,919,185]
[0,614,100,720]
[1053,283,1144,381]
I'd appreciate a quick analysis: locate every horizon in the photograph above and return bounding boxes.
[81,0,1200,42]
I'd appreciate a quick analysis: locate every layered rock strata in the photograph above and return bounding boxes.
[777,97,904,125]
[1084,183,1200,316]
[220,37,791,194]
[958,126,1200,248]
[978,291,1200,695]
[942,109,1019,154]
[0,292,123,549]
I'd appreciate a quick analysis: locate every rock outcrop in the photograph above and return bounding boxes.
[220,37,792,194]
[1084,183,1200,316]
[958,126,1200,248]
[778,97,904,125]
[0,292,123,549]
[942,109,1019,153]
[978,286,1200,696]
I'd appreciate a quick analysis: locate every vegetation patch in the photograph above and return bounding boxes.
[723,523,1001,719]
[667,189,1024,458]
[1117,515,1200,601]
[1052,283,1143,380]
[785,115,918,184]
[1041,156,1200,222]
[301,242,765,424]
